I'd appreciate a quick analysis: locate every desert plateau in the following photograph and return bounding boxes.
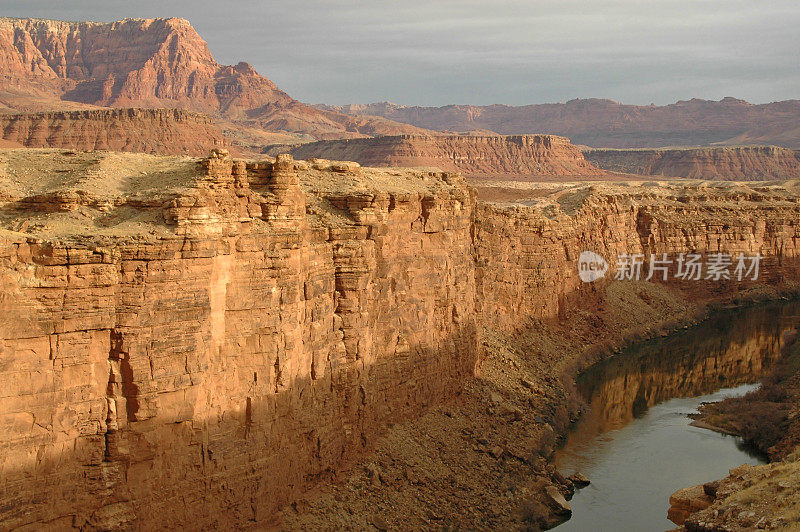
[1,3,800,531]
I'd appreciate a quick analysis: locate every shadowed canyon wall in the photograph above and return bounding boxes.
[576,304,799,433]
[2,154,800,529]
[0,155,477,529]
[585,146,800,181]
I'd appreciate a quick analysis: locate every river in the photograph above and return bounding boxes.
[554,302,800,530]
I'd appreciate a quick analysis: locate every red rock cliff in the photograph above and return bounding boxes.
[474,184,800,330]
[0,151,477,529]
[0,18,254,112]
[584,146,800,180]
[0,17,429,140]
[288,134,605,179]
[0,108,229,155]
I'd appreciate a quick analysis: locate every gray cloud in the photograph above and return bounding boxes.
[2,0,798,105]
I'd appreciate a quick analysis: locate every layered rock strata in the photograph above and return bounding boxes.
[0,151,477,529]
[0,108,229,155]
[585,146,800,180]
[2,151,800,529]
[473,182,800,331]
[288,134,605,179]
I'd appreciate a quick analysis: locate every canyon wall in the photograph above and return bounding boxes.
[0,108,230,155]
[473,184,800,332]
[0,153,477,529]
[2,151,800,529]
[288,134,606,179]
[585,146,800,180]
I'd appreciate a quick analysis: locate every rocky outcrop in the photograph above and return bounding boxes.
[669,462,800,530]
[0,17,428,141]
[668,485,715,525]
[0,108,229,155]
[585,146,800,180]
[3,151,800,529]
[288,134,606,179]
[320,98,800,148]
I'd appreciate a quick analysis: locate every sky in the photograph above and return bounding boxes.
[2,0,799,107]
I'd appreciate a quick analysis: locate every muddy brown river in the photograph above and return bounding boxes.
[555,302,800,530]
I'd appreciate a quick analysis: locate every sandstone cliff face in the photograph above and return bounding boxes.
[585,146,800,180]
[288,134,605,179]
[320,97,800,149]
[0,17,428,141]
[0,151,477,529]
[473,183,800,331]
[2,151,800,529]
[0,108,229,155]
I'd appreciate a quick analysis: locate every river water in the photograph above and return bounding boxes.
[554,302,800,531]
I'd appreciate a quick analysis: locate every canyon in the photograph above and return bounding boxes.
[286,134,607,179]
[1,13,800,532]
[2,148,800,529]
[585,146,800,181]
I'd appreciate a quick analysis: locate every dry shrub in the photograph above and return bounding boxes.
[734,401,790,454]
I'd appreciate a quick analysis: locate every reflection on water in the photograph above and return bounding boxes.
[555,302,800,531]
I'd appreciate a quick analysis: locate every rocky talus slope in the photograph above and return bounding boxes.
[320,97,800,148]
[585,145,800,180]
[0,17,428,141]
[0,108,230,155]
[2,150,800,529]
[287,134,607,179]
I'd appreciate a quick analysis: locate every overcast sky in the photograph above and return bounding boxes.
[3,0,799,106]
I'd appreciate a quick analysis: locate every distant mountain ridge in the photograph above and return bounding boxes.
[0,17,429,141]
[318,98,800,149]
[2,16,798,159]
